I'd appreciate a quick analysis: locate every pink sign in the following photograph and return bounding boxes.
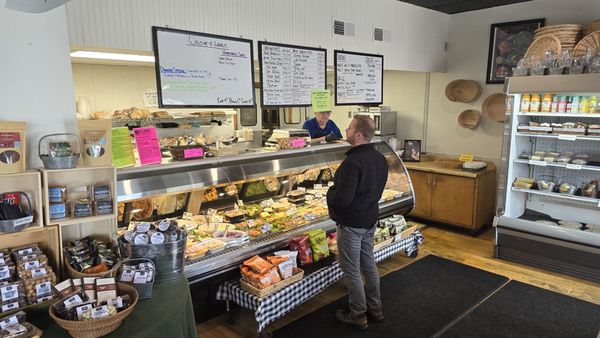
[291,138,305,148]
[184,148,204,159]
[133,127,162,165]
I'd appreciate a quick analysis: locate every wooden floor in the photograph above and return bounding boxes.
[197,225,600,337]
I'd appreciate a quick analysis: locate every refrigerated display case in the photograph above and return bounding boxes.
[495,74,600,283]
[116,140,414,282]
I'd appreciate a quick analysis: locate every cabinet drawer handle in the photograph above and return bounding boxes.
[432,180,437,188]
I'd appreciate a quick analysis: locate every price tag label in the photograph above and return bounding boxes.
[558,134,577,141]
[91,306,109,319]
[459,154,474,162]
[528,160,547,166]
[566,164,582,170]
[63,294,83,308]
[261,223,272,234]
[246,219,254,227]
[35,282,51,297]
[76,304,93,320]
[1,285,18,301]
[0,315,18,330]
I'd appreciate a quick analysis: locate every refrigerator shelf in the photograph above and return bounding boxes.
[515,133,600,142]
[513,159,600,173]
[516,113,600,118]
[511,187,600,207]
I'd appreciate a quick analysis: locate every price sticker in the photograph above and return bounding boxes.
[261,223,272,233]
[558,134,577,141]
[0,315,19,330]
[246,219,254,227]
[566,164,582,170]
[528,160,547,166]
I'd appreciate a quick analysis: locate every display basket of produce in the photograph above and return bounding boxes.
[118,229,187,281]
[48,283,138,338]
[38,133,80,169]
[0,191,35,233]
[169,145,207,161]
[113,258,155,299]
[240,267,304,298]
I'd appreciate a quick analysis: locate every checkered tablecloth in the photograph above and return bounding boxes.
[216,230,423,332]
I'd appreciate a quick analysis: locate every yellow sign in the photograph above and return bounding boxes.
[459,154,474,162]
[111,127,135,168]
[311,89,331,112]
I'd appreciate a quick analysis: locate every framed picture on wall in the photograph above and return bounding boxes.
[402,140,421,162]
[486,18,545,84]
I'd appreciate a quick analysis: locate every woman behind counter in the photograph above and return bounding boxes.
[302,111,343,143]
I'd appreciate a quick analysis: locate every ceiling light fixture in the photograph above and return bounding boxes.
[70,51,155,63]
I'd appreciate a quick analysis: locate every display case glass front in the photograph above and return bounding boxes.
[116,141,414,281]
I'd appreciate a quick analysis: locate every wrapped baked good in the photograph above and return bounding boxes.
[240,266,281,289]
[90,111,107,120]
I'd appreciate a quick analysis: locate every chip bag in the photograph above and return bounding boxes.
[289,235,313,265]
[307,229,329,262]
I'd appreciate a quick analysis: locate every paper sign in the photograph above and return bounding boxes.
[528,160,547,166]
[184,148,204,159]
[142,89,158,108]
[290,138,305,148]
[311,89,331,112]
[566,164,582,170]
[133,127,162,166]
[459,154,474,162]
[111,127,135,168]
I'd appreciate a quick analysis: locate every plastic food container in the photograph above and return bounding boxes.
[536,175,557,192]
[571,154,589,165]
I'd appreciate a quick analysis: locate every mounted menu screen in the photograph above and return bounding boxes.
[152,26,255,108]
[334,50,383,106]
[258,42,327,107]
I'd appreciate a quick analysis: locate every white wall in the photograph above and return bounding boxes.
[426,0,600,162]
[0,1,76,168]
[65,0,449,72]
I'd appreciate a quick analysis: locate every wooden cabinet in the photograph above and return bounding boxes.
[406,162,496,233]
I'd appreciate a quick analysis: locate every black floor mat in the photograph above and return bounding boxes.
[441,280,600,338]
[272,254,509,338]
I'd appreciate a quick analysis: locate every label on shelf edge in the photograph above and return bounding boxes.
[566,164,582,170]
[558,134,577,141]
[528,160,547,166]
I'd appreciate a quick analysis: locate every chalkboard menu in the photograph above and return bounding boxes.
[258,42,327,107]
[152,26,255,108]
[334,50,383,106]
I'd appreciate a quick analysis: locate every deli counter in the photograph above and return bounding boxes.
[116,140,414,283]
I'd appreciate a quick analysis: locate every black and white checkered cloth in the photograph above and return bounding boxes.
[216,229,423,332]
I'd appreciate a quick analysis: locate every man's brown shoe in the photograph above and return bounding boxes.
[366,309,384,322]
[335,308,368,331]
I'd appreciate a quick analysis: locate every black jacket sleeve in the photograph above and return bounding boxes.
[327,160,360,208]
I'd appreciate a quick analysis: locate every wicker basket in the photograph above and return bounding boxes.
[64,259,115,279]
[240,268,304,298]
[433,158,462,169]
[49,284,138,338]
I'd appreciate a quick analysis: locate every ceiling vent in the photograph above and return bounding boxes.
[333,19,355,37]
[373,27,391,42]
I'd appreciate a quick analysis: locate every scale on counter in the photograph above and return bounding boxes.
[266,128,311,146]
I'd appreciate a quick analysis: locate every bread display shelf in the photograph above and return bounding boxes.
[0,171,43,229]
[515,133,600,141]
[516,113,600,118]
[511,187,600,206]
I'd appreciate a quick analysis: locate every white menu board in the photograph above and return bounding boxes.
[152,27,255,108]
[259,42,326,107]
[334,50,384,105]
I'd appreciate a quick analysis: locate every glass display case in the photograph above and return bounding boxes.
[116,141,414,282]
[496,74,600,283]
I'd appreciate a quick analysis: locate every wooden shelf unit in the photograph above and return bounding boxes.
[0,170,43,229]
[0,226,60,275]
[41,166,117,226]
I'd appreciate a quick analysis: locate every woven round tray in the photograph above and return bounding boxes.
[482,93,508,123]
[573,32,600,57]
[433,158,462,169]
[49,284,138,338]
[444,79,481,103]
[525,34,562,60]
[457,109,481,129]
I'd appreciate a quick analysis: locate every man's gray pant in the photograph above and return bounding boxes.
[337,223,381,316]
